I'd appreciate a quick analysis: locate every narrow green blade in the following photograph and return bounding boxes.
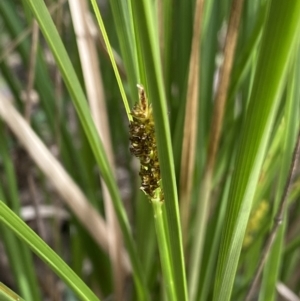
[213,0,300,300]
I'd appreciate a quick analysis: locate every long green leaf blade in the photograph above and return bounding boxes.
[213,0,300,300]
[0,201,100,301]
[259,49,300,301]
[131,2,188,301]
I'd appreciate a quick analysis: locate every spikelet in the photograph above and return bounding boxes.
[129,84,163,201]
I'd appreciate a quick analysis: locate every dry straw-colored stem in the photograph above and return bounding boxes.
[207,0,245,173]
[180,0,205,253]
[276,282,300,301]
[189,0,245,299]
[69,0,125,299]
[0,94,130,274]
[245,130,300,301]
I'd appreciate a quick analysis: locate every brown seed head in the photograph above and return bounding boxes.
[129,85,163,200]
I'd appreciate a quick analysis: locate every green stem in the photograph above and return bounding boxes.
[89,0,132,121]
[152,198,177,301]
[0,283,26,301]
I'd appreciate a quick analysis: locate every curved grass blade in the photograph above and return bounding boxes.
[89,0,131,121]
[0,125,40,301]
[0,283,26,301]
[0,201,100,301]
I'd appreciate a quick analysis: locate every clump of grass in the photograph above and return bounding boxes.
[0,0,300,301]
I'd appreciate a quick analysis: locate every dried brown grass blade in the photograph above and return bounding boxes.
[180,0,205,253]
[0,93,130,273]
[189,0,245,299]
[206,0,245,172]
[69,0,125,299]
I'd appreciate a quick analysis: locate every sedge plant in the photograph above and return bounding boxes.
[0,0,300,301]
